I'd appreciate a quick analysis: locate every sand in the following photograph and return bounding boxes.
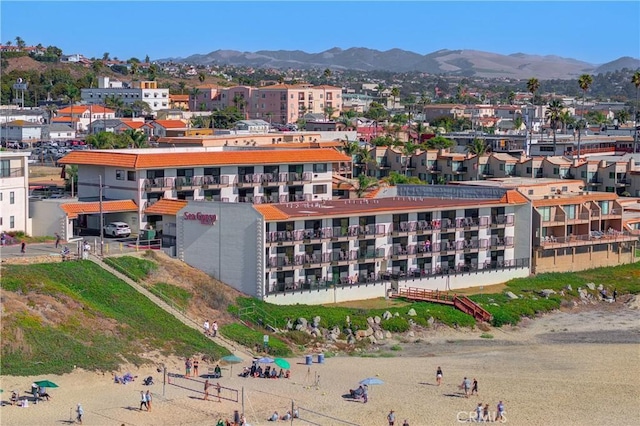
[1,302,639,426]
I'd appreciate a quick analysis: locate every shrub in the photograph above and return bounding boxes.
[104,256,157,282]
[380,317,410,333]
[480,333,494,339]
[220,323,292,357]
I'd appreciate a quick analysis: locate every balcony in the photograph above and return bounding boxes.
[285,193,312,202]
[492,214,515,226]
[143,177,174,192]
[287,172,313,184]
[392,245,416,259]
[356,224,386,237]
[302,227,333,241]
[0,167,24,178]
[266,229,305,244]
[566,212,591,224]
[261,195,280,204]
[392,221,417,235]
[357,248,386,261]
[175,176,198,189]
[452,165,467,174]
[297,252,331,266]
[261,173,281,186]
[331,249,358,264]
[602,208,622,218]
[480,168,494,177]
[238,173,261,187]
[615,178,630,187]
[490,236,514,248]
[440,241,457,252]
[427,165,441,173]
[539,231,636,248]
[202,175,230,188]
[266,256,304,269]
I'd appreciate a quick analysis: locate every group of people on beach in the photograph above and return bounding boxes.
[267,408,299,421]
[203,319,219,337]
[240,362,290,379]
[184,357,200,377]
[470,401,506,423]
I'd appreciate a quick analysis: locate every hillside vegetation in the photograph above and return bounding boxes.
[0,260,230,376]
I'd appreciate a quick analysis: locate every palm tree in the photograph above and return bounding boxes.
[399,141,418,176]
[15,36,25,49]
[123,129,148,148]
[526,77,540,154]
[577,74,593,159]
[341,137,361,157]
[390,87,400,109]
[545,99,564,152]
[178,81,187,95]
[198,72,206,84]
[353,174,379,198]
[189,88,200,111]
[130,62,139,81]
[324,106,335,121]
[105,95,124,118]
[131,100,152,117]
[467,138,489,155]
[356,146,374,177]
[632,71,640,153]
[559,110,574,135]
[44,104,58,124]
[615,110,629,125]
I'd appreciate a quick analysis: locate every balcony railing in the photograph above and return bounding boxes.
[0,167,24,178]
[266,230,305,243]
[287,172,313,183]
[297,252,331,265]
[357,248,386,260]
[266,256,304,268]
[143,177,174,191]
[539,231,636,247]
[490,236,514,247]
[331,250,358,262]
[492,214,515,225]
[202,175,230,187]
[239,173,261,185]
[302,227,333,240]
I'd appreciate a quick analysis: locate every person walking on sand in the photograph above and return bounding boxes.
[496,401,505,422]
[613,289,618,302]
[55,233,61,248]
[471,378,478,396]
[460,377,471,398]
[475,403,483,422]
[76,403,84,424]
[20,241,26,254]
[146,391,152,412]
[204,379,210,401]
[387,409,396,426]
[185,357,192,377]
[139,391,147,411]
[203,319,210,335]
[402,420,409,426]
[436,366,443,386]
[193,358,199,377]
[212,320,218,337]
[216,382,221,402]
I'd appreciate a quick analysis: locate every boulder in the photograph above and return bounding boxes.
[312,316,321,327]
[384,331,392,339]
[382,311,393,320]
[355,330,368,340]
[597,284,604,291]
[347,334,356,344]
[286,319,294,330]
[332,326,341,336]
[427,316,435,326]
[373,330,384,340]
[367,317,375,326]
[565,284,572,291]
[374,316,381,325]
[394,312,400,317]
[540,289,556,298]
[407,331,415,338]
[297,317,308,328]
[295,324,305,331]
[369,336,378,345]
[505,291,518,300]
[407,308,417,317]
[364,327,374,337]
[586,282,596,290]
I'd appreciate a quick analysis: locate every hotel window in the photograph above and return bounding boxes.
[10,191,15,204]
[565,205,576,220]
[116,170,125,180]
[10,216,15,228]
[313,164,327,173]
[539,207,551,222]
[313,184,327,194]
[127,171,136,181]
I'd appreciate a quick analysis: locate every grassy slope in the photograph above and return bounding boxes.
[0,261,229,376]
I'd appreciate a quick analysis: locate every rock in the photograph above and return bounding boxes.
[332,326,341,336]
[286,320,294,330]
[532,297,538,301]
[374,330,384,340]
[407,308,417,316]
[312,316,321,327]
[427,317,435,326]
[297,317,308,328]
[384,331,392,339]
[408,319,416,326]
[328,333,339,342]
[355,330,368,340]
[346,315,350,324]
[374,316,381,324]
[407,331,415,338]
[295,324,304,331]
[369,336,377,345]
[586,282,596,290]
[506,291,518,300]
[597,284,604,291]
[382,311,393,320]
[347,334,356,344]
[364,327,374,337]
[394,312,400,317]
[367,317,375,325]
[540,289,556,298]
[565,284,572,291]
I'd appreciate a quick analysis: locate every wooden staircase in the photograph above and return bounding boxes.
[391,287,492,323]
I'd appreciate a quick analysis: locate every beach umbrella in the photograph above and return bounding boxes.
[33,380,59,388]
[359,377,384,386]
[220,354,243,376]
[257,357,274,364]
[274,358,290,369]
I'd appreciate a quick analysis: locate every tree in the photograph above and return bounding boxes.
[423,135,454,150]
[130,62,139,80]
[324,106,335,120]
[507,91,516,105]
[545,99,564,151]
[102,52,110,61]
[356,146,375,177]
[364,101,388,121]
[383,171,423,186]
[390,87,400,109]
[577,74,593,158]
[513,115,524,132]
[44,104,58,124]
[190,88,200,111]
[615,109,629,125]
[467,138,489,155]
[104,95,124,117]
[526,78,540,105]
[63,164,78,194]
[632,70,640,153]
[341,137,361,157]
[15,36,25,49]
[559,110,574,134]
[91,61,103,73]
[123,129,148,148]
[198,72,206,83]
[145,54,150,63]
[397,141,418,176]
[352,174,379,198]
[323,68,332,80]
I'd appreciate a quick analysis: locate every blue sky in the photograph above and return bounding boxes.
[1,1,639,64]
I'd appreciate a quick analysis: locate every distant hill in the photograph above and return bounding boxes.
[161,47,639,80]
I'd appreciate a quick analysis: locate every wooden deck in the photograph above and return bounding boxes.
[391,287,492,322]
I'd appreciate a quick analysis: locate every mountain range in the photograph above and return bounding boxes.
[160,48,640,80]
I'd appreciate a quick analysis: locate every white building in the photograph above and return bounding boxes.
[0,151,31,234]
[175,185,531,305]
[2,120,48,143]
[48,123,76,141]
[81,77,170,114]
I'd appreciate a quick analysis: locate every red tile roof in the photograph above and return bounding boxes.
[59,149,351,169]
[60,200,138,219]
[144,199,188,215]
[152,120,187,129]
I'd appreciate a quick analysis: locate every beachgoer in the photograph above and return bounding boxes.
[268,411,278,421]
[139,391,147,411]
[185,358,192,377]
[475,403,483,422]
[204,379,210,400]
[483,403,490,422]
[146,391,152,412]
[460,377,471,398]
[613,289,618,301]
[387,409,396,426]
[0,232,6,246]
[362,385,368,403]
[212,320,218,337]
[216,382,221,402]
[203,320,210,335]
[55,233,61,248]
[214,364,222,378]
[402,420,409,426]
[496,401,505,422]
[293,409,299,418]
[216,420,224,426]
[471,378,478,395]
[282,411,292,421]
[76,403,84,424]
[234,410,241,424]
[20,241,26,254]
[193,359,199,377]
[436,366,443,386]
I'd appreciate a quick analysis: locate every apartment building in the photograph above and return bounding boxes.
[54,105,116,133]
[81,77,170,114]
[176,186,530,305]
[58,148,350,236]
[0,151,31,234]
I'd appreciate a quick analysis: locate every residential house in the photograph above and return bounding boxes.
[55,105,116,133]
[48,123,76,141]
[3,120,48,143]
[0,151,31,234]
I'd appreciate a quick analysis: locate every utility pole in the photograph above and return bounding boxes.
[99,175,104,256]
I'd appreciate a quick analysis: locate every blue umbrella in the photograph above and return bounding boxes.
[221,355,243,364]
[359,377,384,386]
[257,357,274,364]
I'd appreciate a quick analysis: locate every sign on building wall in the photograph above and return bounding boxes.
[183,211,217,225]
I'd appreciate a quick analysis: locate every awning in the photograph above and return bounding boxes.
[60,200,138,219]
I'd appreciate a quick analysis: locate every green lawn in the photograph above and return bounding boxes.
[1,261,229,376]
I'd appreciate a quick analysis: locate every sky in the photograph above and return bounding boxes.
[1,1,639,65]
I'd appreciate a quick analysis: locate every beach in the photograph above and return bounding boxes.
[2,301,639,426]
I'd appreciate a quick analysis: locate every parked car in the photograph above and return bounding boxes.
[103,222,132,237]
